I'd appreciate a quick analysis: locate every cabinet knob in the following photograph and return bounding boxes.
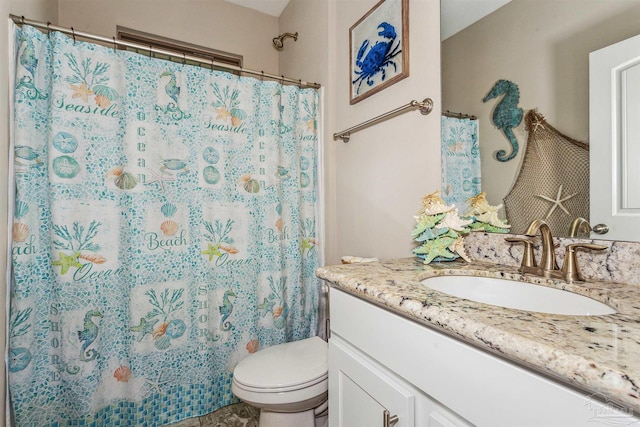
[592,223,609,235]
[383,409,399,427]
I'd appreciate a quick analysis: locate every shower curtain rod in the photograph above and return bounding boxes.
[443,110,477,120]
[10,14,321,89]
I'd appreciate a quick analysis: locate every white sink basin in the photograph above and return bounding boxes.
[421,276,616,315]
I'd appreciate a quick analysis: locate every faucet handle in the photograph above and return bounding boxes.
[561,243,607,282]
[505,237,537,268]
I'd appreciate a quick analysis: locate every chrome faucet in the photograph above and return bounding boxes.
[506,219,607,282]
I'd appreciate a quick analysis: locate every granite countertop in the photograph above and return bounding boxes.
[316,257,640,413]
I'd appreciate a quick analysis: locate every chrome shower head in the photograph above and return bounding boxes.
[273,32,298,50]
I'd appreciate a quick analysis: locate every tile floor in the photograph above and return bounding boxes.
[167,403,259,427]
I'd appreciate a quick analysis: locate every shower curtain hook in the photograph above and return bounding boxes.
[71,27,76,44]
[298,79,302,88]
[261,71,264,82]
[21,16,25,25]
[281,75,285,86]
[210,58,214,70]
[149,45,153,57]
[112,37,117,53]
[46,22,51,38]
[182,53,186,66]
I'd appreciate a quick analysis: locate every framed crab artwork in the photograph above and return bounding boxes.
[349,0,409,104]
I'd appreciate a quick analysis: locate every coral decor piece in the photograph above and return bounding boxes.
[463,192,510,233]
[412,191,472,264]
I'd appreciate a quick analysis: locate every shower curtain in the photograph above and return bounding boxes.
[441,116,480,213]
[9,24,320,426]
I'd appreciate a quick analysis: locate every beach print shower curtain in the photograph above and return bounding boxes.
[441,116,480,213]
[9,24,320,426]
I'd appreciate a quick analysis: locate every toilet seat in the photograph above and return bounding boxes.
[233,336,327,391]
[232,336,328,410]
[233,371,328,393]
[232,376,328,409]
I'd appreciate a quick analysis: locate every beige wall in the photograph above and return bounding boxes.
[333,0,441,262]
[279,0,442,264]
[58,0,280,74]
[279,0,339,264]
[442,0,640,208]
[1,3,59,425]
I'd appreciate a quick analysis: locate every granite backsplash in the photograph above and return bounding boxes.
[464,232,640,286]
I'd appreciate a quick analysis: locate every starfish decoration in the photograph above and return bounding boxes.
[530,114,546,133]
[52,252,83,275]
[129,317,159,342]
[70,83,93,102]
[215,107,231,121]
[202,243,222,261]
[435,210,472,232]
[143,371,172,398]
[301,238,316,250]
[144,168,175,192]
[536,185,578,218]
[306,119,316,132]
[412,213,446,238]
[449,237,471,262]
[413,236,457,264]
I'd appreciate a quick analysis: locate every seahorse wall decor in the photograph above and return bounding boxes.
[482,79,523,162]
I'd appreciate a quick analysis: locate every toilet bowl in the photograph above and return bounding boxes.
[232,336,328,427]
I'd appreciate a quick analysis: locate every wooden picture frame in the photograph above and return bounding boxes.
[349,0,409,104]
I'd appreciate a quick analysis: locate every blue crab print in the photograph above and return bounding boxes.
[352,22,402,95]
[160,159,189,175]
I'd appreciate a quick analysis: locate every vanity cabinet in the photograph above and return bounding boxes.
[330,338,415,427]
[330,336,471,427]
[328,288,640,427]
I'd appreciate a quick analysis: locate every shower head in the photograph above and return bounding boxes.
[273,32,298,50]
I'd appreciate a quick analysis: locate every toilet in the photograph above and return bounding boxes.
[231,336,328,427]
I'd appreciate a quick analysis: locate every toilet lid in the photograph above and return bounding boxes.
[233,336,327,390]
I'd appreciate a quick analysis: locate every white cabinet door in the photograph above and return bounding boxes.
[329,337,414,427]
[590,34,640,240]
